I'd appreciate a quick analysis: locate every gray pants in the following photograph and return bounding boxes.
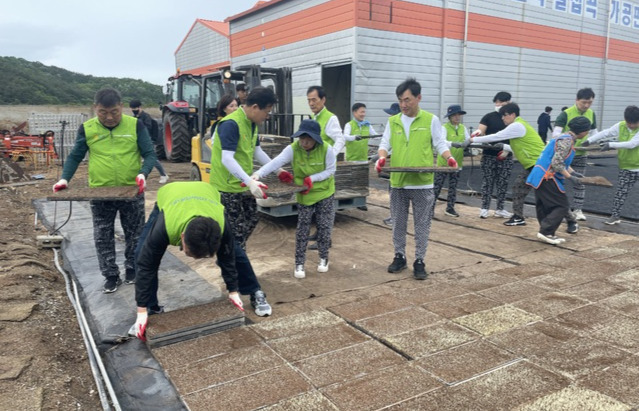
[296,196,335,265]
[90,195,145,279]
[390,188,435,261]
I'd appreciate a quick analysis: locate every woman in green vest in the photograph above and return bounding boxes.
[434,104,470,217]
[253,120,336,279]
[581,105,639,225]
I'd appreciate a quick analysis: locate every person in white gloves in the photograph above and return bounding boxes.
[52,88,157,293]
[209,87,281,250]
[130,181,272,341]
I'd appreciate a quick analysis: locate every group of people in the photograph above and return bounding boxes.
[50,78,639,341]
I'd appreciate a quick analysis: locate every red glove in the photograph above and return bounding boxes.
[302,176,313,194]
[52,179,68,193]
[135,174,146,194]
[497,151,508,161]
[277,170,294,184]
[447,157,458,168]
[229,293,244,312]
[375,157,386,173]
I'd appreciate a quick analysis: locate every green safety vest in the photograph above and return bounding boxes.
[292,140,335,206]
[84,115,140,188]
[157,182,225,246]
[345,119,369,161]
[210,108,257,193]
[437,122,466,168]
[388,110,435,187]
[510,118,545,169]
[314,108,336,146]
[617,121,639,170]
[563,105,594,155]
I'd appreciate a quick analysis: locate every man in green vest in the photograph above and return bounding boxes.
[434,104,470,217]
[552,88,597,222]
[306,85,344,248]
[53,88,157,294]
[210,86,285,250]
[344,102,377,211]
[376,78,457,280]
[581,105,639,225]
[467,103,547,227]
[130,181,272,341]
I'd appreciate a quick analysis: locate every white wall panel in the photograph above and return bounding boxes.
[175,23,229,71]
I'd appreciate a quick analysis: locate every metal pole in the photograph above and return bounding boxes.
[600,2,612,127]
[460,0,470,108]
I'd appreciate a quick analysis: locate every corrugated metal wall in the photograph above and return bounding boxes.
[228,0,639,131]
[175,22,230,72]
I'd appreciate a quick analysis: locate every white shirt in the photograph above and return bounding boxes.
[379,112,446,189]
[344,122,378,141]
[315,109,345,154]
[587,122,639,172]
[255,144,337,183]
[472,122,527,144]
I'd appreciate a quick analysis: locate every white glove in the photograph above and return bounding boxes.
[250,172,260,181]
[471,130,481,138]
[229,292,244,311]
[247,179,268,199]
[135,174,146,194]
[133,312,148,341]
[52,179,68,193]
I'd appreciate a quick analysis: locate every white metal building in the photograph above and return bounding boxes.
[174,19,230,76]
[180,0,639,130]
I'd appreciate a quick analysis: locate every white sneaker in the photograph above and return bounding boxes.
[317,258,329,273]
[494,209,513,218]
[294,265,305,278]
[573,209,586,221]
[479,209,489,219]
[159,175,169,184]
[537,232,564,245]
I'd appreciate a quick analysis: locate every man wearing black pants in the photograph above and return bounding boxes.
[526,117,592,245]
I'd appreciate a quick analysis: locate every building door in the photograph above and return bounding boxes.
[321,64,351,128]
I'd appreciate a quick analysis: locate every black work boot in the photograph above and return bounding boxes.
[413,259,427,280]
[387,253,407,273]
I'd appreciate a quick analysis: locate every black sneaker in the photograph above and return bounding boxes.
[357,205,368,211]
[413,259,428,280]
[147,305,165,315]
[566,221,579,234]
[103,276,122,294]
[388,253,407,273]
[445,207,459,217]
[125,269,136,284]
[504,215,526,226]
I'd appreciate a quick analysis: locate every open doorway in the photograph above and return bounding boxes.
[321,64,351,128]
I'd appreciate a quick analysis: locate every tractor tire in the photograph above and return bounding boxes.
[163,111,191,162]
[190,164,202,181]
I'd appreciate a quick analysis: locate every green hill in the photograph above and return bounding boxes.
[0,56,164,105]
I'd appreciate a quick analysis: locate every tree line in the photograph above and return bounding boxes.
[0,56,164,105]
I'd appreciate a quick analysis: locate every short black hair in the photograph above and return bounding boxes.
[352,102,366,112]
[183,217,222,258]
[624,105,639,124]
[236,83,247,92]
[217,94,236,117]
[493,91,511,103]
[307,85,326,99]
[246,86,277,109]
[545,106,553,113]
[576,87,595,100]
[499,102,520,117]
[129,99,142,108]
[561,106,568,111]
[396,78,421,98]
[94,88,122,107]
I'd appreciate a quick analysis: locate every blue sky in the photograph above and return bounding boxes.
[2,0,260,85]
